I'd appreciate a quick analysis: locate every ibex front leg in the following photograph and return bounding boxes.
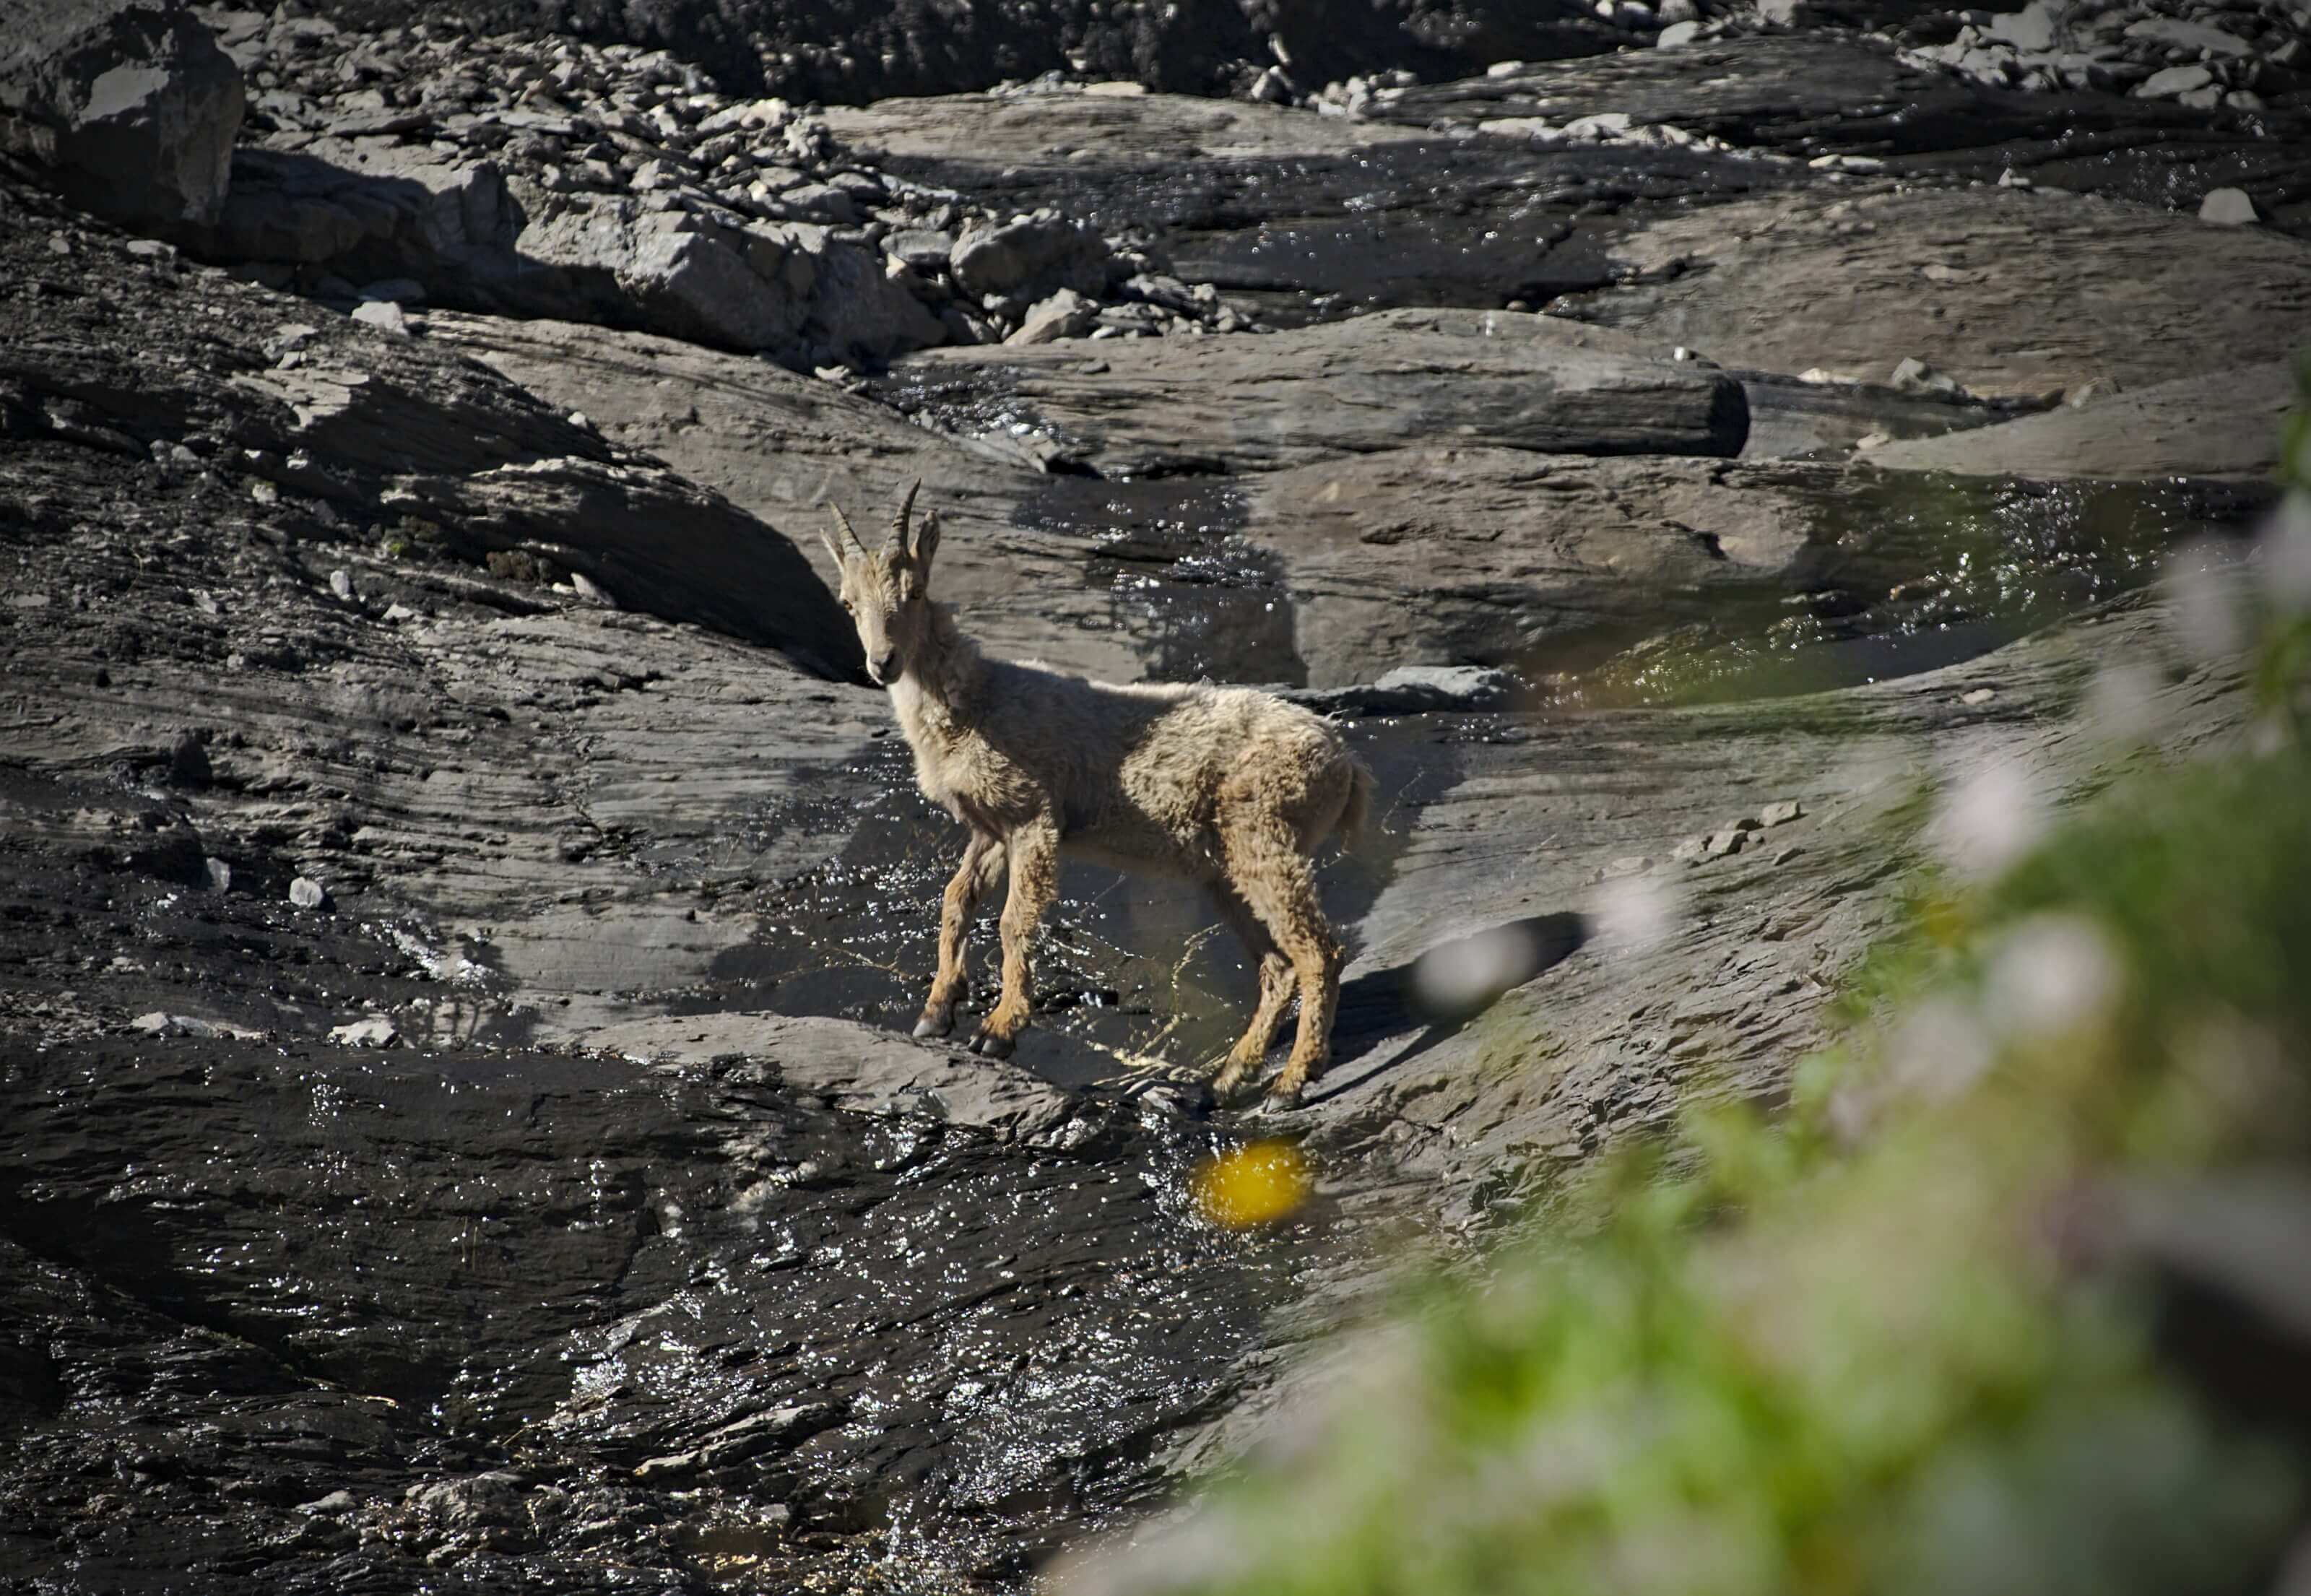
[916,831,1003,1039]
[969,812,1059,1060]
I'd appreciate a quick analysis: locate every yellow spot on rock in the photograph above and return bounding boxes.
[1193,1140,1311,1228]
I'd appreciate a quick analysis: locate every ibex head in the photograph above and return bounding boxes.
[820,480,944,688]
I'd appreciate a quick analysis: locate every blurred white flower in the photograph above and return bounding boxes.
[1831,993,1994,1140]
[1888,993,1997,1103]
[1410,922,1545,1018]
[2081,660,2164,748]
[1930,757,2047,880]
[1982,914,2121,1043]
[1590,872,1680,955]
[2263,492,2311,615]
[2159,539,2249,663]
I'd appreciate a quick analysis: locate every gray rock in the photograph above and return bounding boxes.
[1672,835,1710,862]
[288,876,329,910]
[1889,356,1968,398]
[1983,0,2059,51]
[781,181,858,224]
[887,227,955,269]
[0,0,245,231]
[1657,20,1704,45]
[950,212,1111,302]
[1704,827,1748,857]
[168,729,212,787]
[2136,62,2215,97]
[2199,188,2258,227]
[350,299,409,335]
[1006,287,1099,345]
[1759,799,1803,826]
[328,1015,399,1048]
[329,568,354,601]
[2123,16,2253,56]
[203,856,231,893]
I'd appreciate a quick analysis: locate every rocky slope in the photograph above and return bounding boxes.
[1,0,2304,1587]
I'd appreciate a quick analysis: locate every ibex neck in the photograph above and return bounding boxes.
[898,602,984,710]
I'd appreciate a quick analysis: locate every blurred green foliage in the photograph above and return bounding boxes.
[1098,389,2311,1596]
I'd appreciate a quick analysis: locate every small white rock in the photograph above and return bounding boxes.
[289,877,329,910]
[329,1016,400,1049]
[2198,187,2258,226]
[350,299,409,336]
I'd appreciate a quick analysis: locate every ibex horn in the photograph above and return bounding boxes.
[827,500,867,558]
[889,478,923,556]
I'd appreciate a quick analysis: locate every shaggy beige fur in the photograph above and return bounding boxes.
[821,484,1374,1108]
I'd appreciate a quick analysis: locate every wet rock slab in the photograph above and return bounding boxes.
[0,1031,1314,1590]
[892,308,1751,475]
[1558,184,2311,399]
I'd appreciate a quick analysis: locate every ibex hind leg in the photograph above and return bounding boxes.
[1223,825,1343,1111]
[1209,885,1296,1106]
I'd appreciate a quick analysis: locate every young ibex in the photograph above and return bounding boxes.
[820,483,1374,1109]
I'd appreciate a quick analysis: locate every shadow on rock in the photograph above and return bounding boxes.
[1314,912,1590,1103]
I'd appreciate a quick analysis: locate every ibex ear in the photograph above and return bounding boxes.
[912,507,942,580]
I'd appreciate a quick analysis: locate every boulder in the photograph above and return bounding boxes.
[0,0,244,231]
[1007,287,1100,345]
[950,212,1111,304]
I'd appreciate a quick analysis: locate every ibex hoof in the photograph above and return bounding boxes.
[1210,1069,1262,1109]
[1258,1083,1305,1114]
[968,1028,1016,1060]
[913,1007,955,1040]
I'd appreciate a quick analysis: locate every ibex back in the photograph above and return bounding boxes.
[820,483,1374,1109]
